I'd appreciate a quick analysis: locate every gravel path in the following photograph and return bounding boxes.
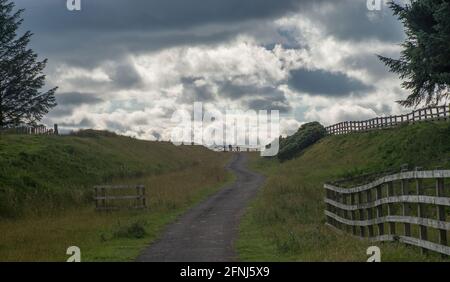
[136,153,265,262]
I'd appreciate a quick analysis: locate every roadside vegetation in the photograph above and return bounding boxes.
[238,121,450,261]
[0,131,233,261]
[277,122,326,162]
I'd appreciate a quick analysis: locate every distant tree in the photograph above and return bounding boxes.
[277,122,326,162]
[378,0,450,107]
[0,0,57,128]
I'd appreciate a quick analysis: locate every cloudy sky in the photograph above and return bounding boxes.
[14,0,409,140]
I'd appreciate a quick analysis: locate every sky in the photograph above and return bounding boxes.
[13,0,410,140]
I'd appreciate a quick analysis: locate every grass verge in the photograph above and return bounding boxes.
[0,159,235,261]
[0,132,234,261]
[238,121,450,261]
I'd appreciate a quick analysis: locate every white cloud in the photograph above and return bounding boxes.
[41,1,410,141]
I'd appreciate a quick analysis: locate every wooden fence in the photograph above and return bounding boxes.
[0,124,58,135]
[94,185,146,211]
[325,104,450,135]
[324,169,450,256]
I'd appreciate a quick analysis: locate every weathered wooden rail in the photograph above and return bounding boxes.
[324,169,450,256]
[94,185,146,211]
[325,104,450,135]
[0,124,58,135]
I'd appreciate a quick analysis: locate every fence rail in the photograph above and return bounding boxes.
[94,185,146,211]
[0,124,58,135]
[325,104,450,135]
[324,169,450,256]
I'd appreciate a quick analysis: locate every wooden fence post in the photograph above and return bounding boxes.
[343,193,349,232]
[358,192,365,237]
[94,187,99,210]
[101,187,107,210]
[366,189,374,237]
[325,188,331,225]
[142,186,147,208]
[401,178,411,237]
[416,177,428,254]
[376,185,384,235]
[350,193,357,235]
[324,169,450,256]
[336,192,343,230]
[447,103,450,120]
[436,178,447,253]
[387,182,396,235]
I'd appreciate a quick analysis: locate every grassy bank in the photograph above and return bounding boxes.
[238,121,450,261]
[0,132,233,261]
[0,131,227,217]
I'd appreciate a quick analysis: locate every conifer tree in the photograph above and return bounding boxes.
[379,0,450,107]
[0,0,57,127]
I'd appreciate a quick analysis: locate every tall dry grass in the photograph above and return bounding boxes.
[0,159,233,261]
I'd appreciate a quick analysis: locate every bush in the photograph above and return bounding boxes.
[113,221,147,239]
[277,122,326,162]
[70,129,117,138]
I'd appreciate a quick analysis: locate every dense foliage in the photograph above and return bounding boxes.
[0,0,56,127]
[379,0,450,107]
[277,122,327,162]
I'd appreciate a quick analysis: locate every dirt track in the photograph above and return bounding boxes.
[136,153,265,262]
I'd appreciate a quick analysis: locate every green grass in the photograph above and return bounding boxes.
[0,132,233,261]
[238,121,450,262]
[0,132,227,217]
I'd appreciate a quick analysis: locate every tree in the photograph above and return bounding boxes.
[277,122,326,162]
[0,0,57,128]
[378,0,450,107]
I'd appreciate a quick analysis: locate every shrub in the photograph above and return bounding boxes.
[70,129,117,138]
[277,122,326,162]
[113,221,147,239]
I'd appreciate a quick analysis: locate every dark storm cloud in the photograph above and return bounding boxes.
[299,0,405,42]
[288,68,374,97]
[109,62,142,88]
[56,92,103,106]
[105,120,127,132]
[12,0,339,68]
[342,53,393,80]
[60,117,95,128]
[151,130,162,140]
[48,92,104,118]
[15,0,301,32]
[246,96,292,113]
[178,77,290,105]
[13,0,304,62]
[47,107,74,118]
[178,77,217,103]
[9,0,406,137]
[55,60,143,90]
[219,81,284,99]
[12,0,405,70]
